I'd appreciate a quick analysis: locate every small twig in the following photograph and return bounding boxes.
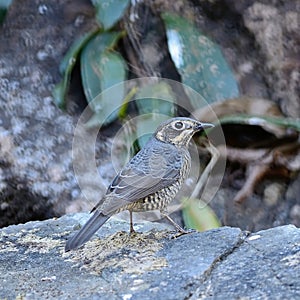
[218,141,300,203]
[218,142,300,170]
[233,164,269,203]
[218,145,269,164]
[190,141,220,199]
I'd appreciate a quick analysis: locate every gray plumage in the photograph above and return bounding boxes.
[65,117,213,251]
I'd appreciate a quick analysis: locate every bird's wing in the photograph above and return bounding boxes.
[97,139,186,215]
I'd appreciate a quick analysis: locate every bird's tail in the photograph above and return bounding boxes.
[65,210,110,251]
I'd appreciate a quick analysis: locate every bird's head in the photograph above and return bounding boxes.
[154,117,214,147]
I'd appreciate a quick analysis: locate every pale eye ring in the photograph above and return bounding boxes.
[173,121,184,130]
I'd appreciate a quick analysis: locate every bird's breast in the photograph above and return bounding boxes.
[132,180,182,211]
[131,149,191,212]
[180,150,192,180]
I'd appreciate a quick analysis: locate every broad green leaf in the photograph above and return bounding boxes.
[135,82,176,115]
[53,30,99,109]
[59,30,100,75]
[92,0,130,30]
[84,52,127,126]
[0,0,12,8]
[52,80,68,109]
[162,13,239,107]
[135,82,176,147]
[81,32,124,107]
[0,0,11,24]
[182,197,221,231]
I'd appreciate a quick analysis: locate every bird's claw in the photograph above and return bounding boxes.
[169,228,196,239]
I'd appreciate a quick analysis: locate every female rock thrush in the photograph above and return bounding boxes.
[65,117,213,251]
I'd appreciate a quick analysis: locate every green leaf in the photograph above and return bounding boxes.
[135,82,176,115]
[52,80,68,109]
[0,0,12,8]
[135,82,176,147]
[59,30,100,75]
[81,32,127,126]
[81,32,124,107]
[84,52,127,126]
[52,30,99,109]
[118,86,138,120]
[162,13,239,107]
[92,0,130,30]
[182,197,221,231]
[0,0,12,24]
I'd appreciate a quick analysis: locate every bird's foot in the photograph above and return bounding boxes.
[129,227,136,235]
[170,228,196,239]
[161,212,195,237]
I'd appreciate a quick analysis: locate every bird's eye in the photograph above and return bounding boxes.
[173,121,184,130]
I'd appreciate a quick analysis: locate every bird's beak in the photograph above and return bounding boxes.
[194,122,214,131]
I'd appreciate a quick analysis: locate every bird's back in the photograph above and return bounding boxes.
[99,137,191,215]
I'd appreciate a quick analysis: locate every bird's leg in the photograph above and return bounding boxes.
[129,210,135,234]
[160,211,191,237]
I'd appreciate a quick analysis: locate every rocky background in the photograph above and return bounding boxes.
[0,0,299,229]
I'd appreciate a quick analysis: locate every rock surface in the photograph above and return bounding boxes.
[0,213,299,299]
[0,0,99,226]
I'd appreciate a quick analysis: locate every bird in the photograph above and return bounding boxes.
[65,117,214,251]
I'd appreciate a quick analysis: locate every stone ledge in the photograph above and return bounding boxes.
[0,213,299,299]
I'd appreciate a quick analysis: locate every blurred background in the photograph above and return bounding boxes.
[0,0,299,232]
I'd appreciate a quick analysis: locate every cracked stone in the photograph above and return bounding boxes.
[191,225,300,300]
[0,213,299,299]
